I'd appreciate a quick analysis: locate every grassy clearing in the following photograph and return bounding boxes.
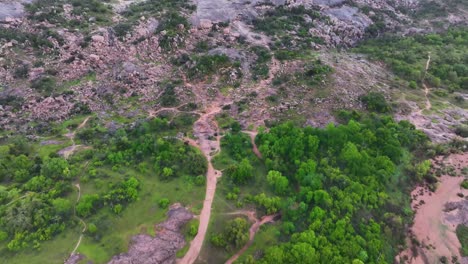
[237,223,280,261]
[1,228,79,264]
[75,166,205,263]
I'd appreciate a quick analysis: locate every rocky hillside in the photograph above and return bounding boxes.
[0,0,466,139]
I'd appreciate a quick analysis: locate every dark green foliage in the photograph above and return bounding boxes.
[26,0,112,28]
[160,82,179,107]
[455,125,468,137]
[456,225,468,256]
[31,76,56,95]
[113,23,133,39]
[210,217,249,250]
[0,28,53,49]
[187,54,238,80]
[226,158,253,184]
[250,46,272,80]
[122,0,195,22]
[360,92,392,113]
[253,5,325,58]
[355,29,468,91]
[297,59,333,86]
[0,116,206,252]
[194,40,211,52]
[14,64,30,79]
[461,180,468,189]
[158,198,170,209]
[220,133,252,161]
[249,115,428,263]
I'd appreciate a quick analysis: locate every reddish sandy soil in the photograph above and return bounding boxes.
[398,153,468,264]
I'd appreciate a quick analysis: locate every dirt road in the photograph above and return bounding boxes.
[179,105,223,264]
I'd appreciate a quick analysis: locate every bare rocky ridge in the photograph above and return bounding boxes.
[108,204,193,264]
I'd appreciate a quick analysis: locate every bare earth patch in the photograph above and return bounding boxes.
[398,153,468,264]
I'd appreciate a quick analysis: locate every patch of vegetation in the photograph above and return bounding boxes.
[0,117,206,260]
[455,125,468,138]
[253,5,325,59]
[360,92,392,113]
[26,0,113,30]
[355,28,468,91]
[456,224,468,256]
[296,59,333,86]
[31,76,57,95]
[461,179,468,189]
[208,113,429,263]
[210,217,249,251]
[122,0,195,22]
[186,54,241,81]
[250,46,272,80]
[0,28,53,49]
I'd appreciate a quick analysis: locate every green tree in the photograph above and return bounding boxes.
[267,170,289,195]
[227,158,253,184]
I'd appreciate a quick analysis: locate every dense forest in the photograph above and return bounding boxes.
[208,113,431,264]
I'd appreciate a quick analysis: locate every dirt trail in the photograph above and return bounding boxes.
[70,183,87,256]
[397,153,468,264]
[179,104,224,264]
[60,117,91,159]
[225,211,279,264]
[242,130,262,159]
[416,54,432,115]
[64,118,91,262]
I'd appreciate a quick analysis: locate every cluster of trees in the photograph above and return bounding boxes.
[0,116,207,253]
[210,217,249,250]
[219,114,429,263]
[77,177,140,217]
[356,28,468,91]
[0,141,75,251]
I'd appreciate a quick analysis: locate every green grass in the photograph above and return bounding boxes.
[74,166,205,263]
[0,228,79,264]
[2,163,205,264]
[238,223,280,261]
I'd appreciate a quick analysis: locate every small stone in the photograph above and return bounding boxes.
[199,19,212,29]
[91,35,105,43]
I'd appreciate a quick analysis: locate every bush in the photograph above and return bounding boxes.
[455,126,468,137]
[159,198,170,209]
[461,180,468,189]
[113,23,132,39]
[14,64,30,79]
[31,76,56,95]
[456,225,468,256]
[360,92,391,113]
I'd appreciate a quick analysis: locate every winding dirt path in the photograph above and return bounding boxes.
[70,183,87,256]
[64,117,91,261]
[242,130,262,159]
[179,104,224,264]
[416,54,432,115]
[61,117,91,159]
[225,211,279,264]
